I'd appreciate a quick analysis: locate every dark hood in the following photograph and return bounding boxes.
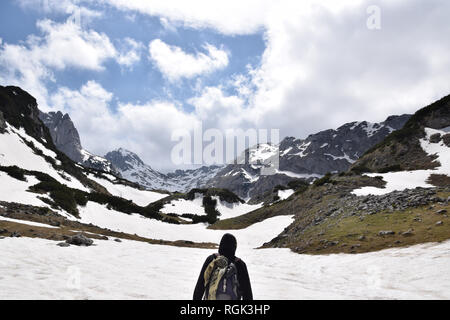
[218,233,237,259]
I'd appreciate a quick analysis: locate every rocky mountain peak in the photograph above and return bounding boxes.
[105,148,146,171]
[39,110,82,162]
[38,110,117,174]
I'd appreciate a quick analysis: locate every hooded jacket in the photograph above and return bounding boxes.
[193,234,253,300]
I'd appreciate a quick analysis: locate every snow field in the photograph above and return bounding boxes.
[1,237,449,299]
[77,201,292,248]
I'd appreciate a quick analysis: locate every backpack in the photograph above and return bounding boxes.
[203,254,240,300]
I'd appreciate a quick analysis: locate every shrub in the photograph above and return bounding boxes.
[0,165,26,181]
[378,164,402,173]
[50,189,78,216]
[203,196,220,224]
[313,173,332,187]
[287,179,309,190]
[350,164,372,174]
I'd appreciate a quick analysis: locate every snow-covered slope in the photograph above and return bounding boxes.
[0,172,50,206]
[0,85,180,218]
[87,173,168,206]
[0,122,88,192]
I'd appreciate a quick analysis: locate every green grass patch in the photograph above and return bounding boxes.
[295,196,450,254]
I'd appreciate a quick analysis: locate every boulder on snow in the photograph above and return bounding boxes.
[441,134,450,147]
[429,133,441,143]
[65,233,93,246]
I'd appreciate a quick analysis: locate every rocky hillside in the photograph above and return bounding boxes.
[352,94,450,173]
[39,111,118,174]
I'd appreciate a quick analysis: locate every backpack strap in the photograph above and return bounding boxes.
[203,253,221,295]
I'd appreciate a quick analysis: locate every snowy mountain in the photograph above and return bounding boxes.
[207,115,411,201]
[104,148,169,189]
[38,104,409,201]
[105,148,223,192]
[39,111,118,175]
[278,114,411,174]
[0,85,255,226]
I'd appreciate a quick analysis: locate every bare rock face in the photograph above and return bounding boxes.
[39,111,83,162]
[0,85,47,140]
[39,111,118,174]
[0,111,6,133]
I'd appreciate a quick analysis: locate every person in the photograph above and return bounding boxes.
[193,233,253,300]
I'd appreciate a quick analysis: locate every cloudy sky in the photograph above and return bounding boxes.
[1,0,449,172]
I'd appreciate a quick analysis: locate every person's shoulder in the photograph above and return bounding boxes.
[206,253,218,262]
[234,256,247,267]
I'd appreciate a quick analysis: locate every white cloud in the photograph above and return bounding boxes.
[102,0,450,141]
[159,17,178,33]
[0,18,118,110]
[36,19,116,71]
[102,0,269,35]
[149,39,229,81]
[116,38,144,69]
[0,17,147,111]
[188,86,247,130]
[49,81,252,171]
[17,0,103,25]
[50,81,200,171]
